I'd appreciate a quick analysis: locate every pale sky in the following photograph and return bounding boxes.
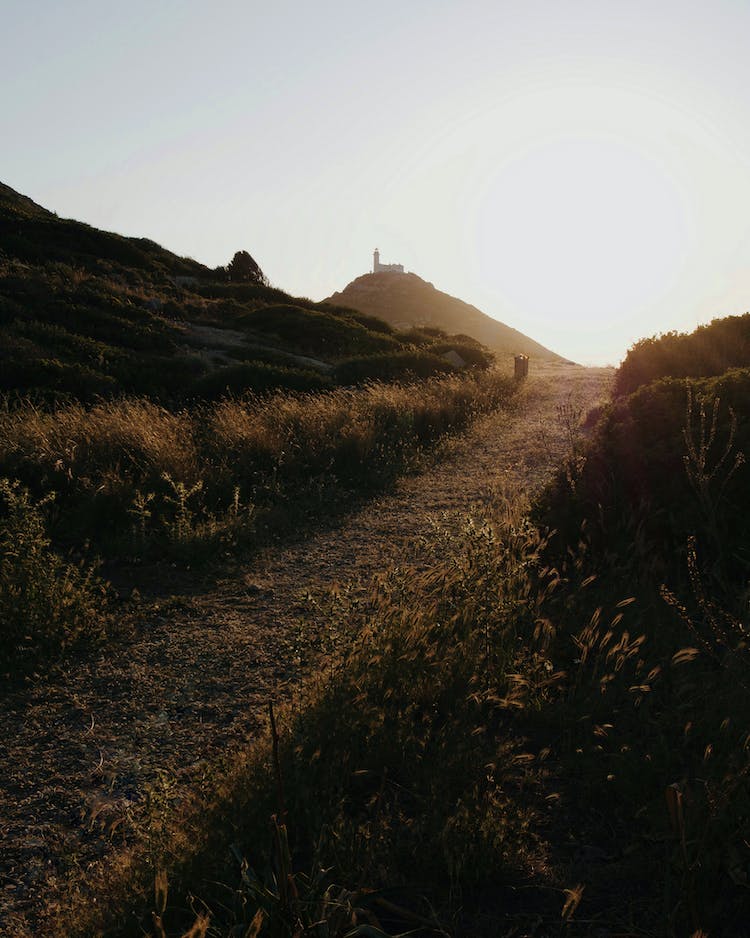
[4,1,750,364]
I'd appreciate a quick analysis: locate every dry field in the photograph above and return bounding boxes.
[0,363,612,935]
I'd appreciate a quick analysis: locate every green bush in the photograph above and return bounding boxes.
[319,304,395,335]
[0,356,118,401]
[430,341,495,369]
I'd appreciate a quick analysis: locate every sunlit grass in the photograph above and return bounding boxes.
[0,370,514,561]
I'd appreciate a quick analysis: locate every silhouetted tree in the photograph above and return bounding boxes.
[227,250,267,285]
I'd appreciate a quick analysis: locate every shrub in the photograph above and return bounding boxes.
[237,305,399,358]
[191,362,331,399]
[430,341,495,369]
[0,356,118,401]
[538,369,750,595]
[333,350,454,385]
[0,479,107,667]
[615,313,750,396]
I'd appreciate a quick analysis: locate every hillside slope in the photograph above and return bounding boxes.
[0,183,494,403]
[326,271,567,361]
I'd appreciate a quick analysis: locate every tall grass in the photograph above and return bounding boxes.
[0,370,515,558]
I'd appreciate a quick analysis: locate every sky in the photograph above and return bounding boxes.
[4,1,750,364]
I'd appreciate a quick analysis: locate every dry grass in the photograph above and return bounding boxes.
[1,398,198,482]
[0,370,515,560]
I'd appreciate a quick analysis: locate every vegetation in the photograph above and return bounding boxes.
[0,256,493,403]
[46,318,750,937]
[0,479,107,669]
[0,371,512,564]
[614,312,750,396]
[11,180,750,934]
[224,250,268,286]
[541,369,750,602]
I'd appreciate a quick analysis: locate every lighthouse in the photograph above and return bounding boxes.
[372,248,404,274]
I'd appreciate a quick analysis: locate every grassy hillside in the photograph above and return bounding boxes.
[0,183,494,404]
[0,182,517,671]
[326,271,567,362]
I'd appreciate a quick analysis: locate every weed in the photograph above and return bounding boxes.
[0,478,107,668]
[682,385,745,585]
[161,474,205,545]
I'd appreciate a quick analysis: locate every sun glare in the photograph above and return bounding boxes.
[475,135,691,327]
[429,80,715,361]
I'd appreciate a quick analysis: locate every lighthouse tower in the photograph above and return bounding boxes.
[373,248,380,273]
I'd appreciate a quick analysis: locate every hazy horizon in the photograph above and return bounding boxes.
[5,0,750,365]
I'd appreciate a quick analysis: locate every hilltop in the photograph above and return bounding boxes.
[326,270,568,362]
[0,183,494,405]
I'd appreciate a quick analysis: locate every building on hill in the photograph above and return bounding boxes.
[373,248,404,274]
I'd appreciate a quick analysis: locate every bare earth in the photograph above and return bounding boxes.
[0,364,612,934]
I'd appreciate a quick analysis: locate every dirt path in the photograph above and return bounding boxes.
[0,364,611,934]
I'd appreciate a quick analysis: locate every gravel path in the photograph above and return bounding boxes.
[0,364,611,934]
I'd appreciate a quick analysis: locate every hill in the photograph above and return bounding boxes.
[326,271,567,361]
[0,183,495,404]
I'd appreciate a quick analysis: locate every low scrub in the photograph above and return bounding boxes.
[191,361,332,398]
[333,350,454,384]
[236,304,400,359]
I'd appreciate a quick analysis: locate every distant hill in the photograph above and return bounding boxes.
[326,272,567,362]
[0,183,495,405]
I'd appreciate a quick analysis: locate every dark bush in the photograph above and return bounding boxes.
[333,350,454,385]
[430,341,494,369]
[538,368,750,590]
[0,357,118,401]
[615,314,750,396]
[237,305,399,358]
[191,361,332,398]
